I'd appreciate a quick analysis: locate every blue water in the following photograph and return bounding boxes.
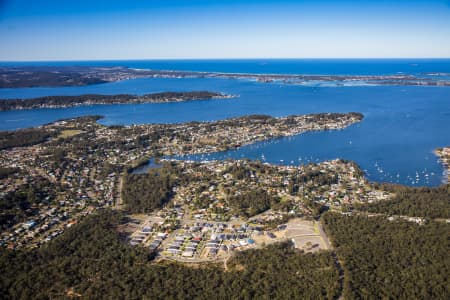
[2,58,450,76]
[0,59,449,187]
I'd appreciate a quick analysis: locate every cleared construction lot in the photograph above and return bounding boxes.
[284,219,331,252]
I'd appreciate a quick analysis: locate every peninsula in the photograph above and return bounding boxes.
[0,113,448,300]
[0,91,232,111]
[0,112,363,249]
[1,66,449,88]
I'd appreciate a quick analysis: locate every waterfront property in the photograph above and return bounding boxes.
[1,71,448,186]
[0,112,364,249]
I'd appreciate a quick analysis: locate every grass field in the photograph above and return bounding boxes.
[58,129,83,138]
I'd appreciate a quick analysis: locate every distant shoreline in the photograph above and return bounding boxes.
[1,65,450,88]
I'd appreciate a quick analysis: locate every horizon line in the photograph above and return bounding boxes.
[1,57,450,63]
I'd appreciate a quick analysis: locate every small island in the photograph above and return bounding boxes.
[0,91,233,111]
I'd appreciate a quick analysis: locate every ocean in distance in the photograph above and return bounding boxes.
[2,58,450,76]
[0,59,449,187]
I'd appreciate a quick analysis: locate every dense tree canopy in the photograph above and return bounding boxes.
[357,184,450,218]
[0,210,340,299]
[0,128,53,150]
[322,212,450,299]
[228,189,280,217]
[122,165,178,213]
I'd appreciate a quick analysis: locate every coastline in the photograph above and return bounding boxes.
[435,147,450,184]
[2,65,450,89]
[0,111,364,249]
[0,91,235,111]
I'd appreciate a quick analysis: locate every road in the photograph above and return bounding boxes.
[317,221,332,250]
[113,175,124,209]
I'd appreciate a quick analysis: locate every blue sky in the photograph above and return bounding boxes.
[0,0,449,60]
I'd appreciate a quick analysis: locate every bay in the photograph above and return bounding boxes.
[0,59,449,187]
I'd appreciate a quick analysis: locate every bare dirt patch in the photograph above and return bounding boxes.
[285,218,330,252]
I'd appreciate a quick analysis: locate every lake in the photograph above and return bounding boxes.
[1,59,449,186]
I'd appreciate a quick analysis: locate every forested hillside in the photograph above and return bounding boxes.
[0,210,340,299]
[322,212,449,299]
[357,184,450,218]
